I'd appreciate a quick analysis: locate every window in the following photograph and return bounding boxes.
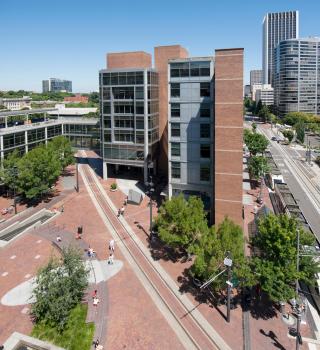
[171,123,180,137]
[200,82,210,97]
[200,164,210,181]
[103,88,111,100]
[111,73,118,85]
[135,86,144,100]
[171,83,180,98]
[171,103,180,117]
[114,101,134,114]
[136,131,144,144]
[113,87,134,99]
[200,104,210,118]
[114,130,134,142]
[103,102,111,114]
[136,117,144,129]
[200,124,210,138]
[170,63,189,77]
[104,116,111,128]
[171,162,181,179]
[135,72,144,84]
[103,73,111,85]
[171,142,180,156]
[200,144,210,158]
[135,101,144,115]
[104,131,111,142]
[114,116,134,128]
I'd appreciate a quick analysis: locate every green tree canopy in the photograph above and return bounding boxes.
[243,130,269,155]
[16,145,61,199]
[48,136,74,169]
[155,195,209,255]
[192,217,254,291]
[258,105,270,123]
[248,156,269,180]
[295,120,305,144]
[282,129,294,143]
[253,214,318,301]
[0,150,21,191]
[31,246,89,331]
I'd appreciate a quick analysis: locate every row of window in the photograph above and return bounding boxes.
[171,162,210,181]
[102,86,159,101]
[103,101,159,116]
[104,129,159,144]
[171,123,211,139]
[170,82,210,98]
[170,61,211,78]
[171,141,211,158]
[170,103,211,118]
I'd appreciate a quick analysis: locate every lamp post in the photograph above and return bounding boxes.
[224,251,233,323]
[75,156,79,193]
[11,166,18,215]
[146,176,154,240]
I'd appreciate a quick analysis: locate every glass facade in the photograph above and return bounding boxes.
[274,38,320,115]
[99,69,159,166]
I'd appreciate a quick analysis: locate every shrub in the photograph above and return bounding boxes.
[110,182,117,190]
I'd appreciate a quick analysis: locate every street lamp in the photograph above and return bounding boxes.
[146,175,154,240]
[11,166,18,215]
[224,251,233,323]
[75,156,79,193]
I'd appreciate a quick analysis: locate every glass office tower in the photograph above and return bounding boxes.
[99,69,159,182]
[274,38,320,116]
[263,11,299,85]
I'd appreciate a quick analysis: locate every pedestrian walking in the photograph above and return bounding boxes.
[117,208,121,217]
[120,206,125,216]
[124,196,128,206]
[56,235,62,242]
[108,252,114,265]
[109,239,115,252]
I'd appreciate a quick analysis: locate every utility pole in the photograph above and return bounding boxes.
[146,175,154,240]
[224,251,233,323]
[76,157,79,193]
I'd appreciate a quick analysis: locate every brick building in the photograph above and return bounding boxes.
[99,46,244,226]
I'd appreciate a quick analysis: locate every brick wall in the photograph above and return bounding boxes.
[107,51,152,69]
[214,48,244,227]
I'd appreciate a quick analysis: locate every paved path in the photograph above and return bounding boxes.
[80,160,231,350]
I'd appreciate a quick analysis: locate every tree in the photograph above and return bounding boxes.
[0,150,21,192]
[31,246,89,331]
[16,145,61,199]
[248,156,269,180]
[252,214,319,302]
[244,131,269,156]
[88,92,99,105]
[258,105,270,123]
[295,120,305,144]
[48,136,74,169]
[282,129,294,143]
[155,195,209,256]
[283,112,311,126]
[252,123,257,133]
[192,218,254,291]
[255,100,263,115]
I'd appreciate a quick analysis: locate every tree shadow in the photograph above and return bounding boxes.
[259,329,287,350]
[248,292,278,320]
[150,238,188,263]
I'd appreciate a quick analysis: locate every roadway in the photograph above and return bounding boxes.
[256,124,320,241]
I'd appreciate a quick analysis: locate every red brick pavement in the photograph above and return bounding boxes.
[0,233,58,344]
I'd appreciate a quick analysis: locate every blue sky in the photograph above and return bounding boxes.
[0,0,319,92]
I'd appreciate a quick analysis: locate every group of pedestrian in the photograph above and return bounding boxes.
[117,206,125,217]
[108,239,115,264]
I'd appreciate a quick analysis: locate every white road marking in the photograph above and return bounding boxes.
[1,272,8,277]
[10,255,16,260]
[34,255,40,259]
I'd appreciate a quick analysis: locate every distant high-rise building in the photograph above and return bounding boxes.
[262,11,299,85]
[42,78,72,93]
[250,70,262,89]
[274,38,320,116]
[244,85,251,98]
[255,84,274,106]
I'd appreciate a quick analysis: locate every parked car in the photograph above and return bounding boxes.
[271,136,277,141]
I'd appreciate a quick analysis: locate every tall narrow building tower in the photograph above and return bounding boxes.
[262,11,299,85]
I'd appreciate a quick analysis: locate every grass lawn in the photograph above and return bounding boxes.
[31,304,95,350]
